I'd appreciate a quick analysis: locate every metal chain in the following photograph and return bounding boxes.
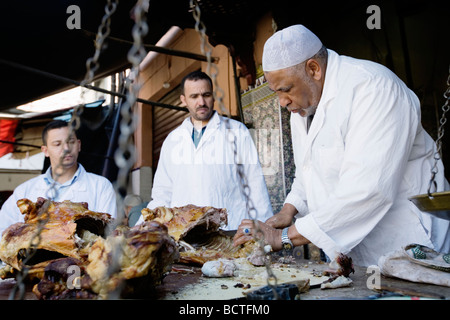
[428,65,450,197]
[82,0,118,87]
[8,0,118,300]
[105,0,149,299]
[114,0,148,200]
[74,0,118,132]
[189,0,279,296]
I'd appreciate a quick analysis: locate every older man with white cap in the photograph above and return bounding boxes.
[234,24,450,267]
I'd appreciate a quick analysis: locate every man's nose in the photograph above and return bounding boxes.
[279,96,291,108]
[198,96,207,105]
[63,141,71,151]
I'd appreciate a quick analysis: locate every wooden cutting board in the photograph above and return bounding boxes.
[161,261,328,300]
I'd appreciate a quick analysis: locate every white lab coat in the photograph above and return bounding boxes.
[139,111,273,230]
[0,164,117,236]
[287,50,450,266]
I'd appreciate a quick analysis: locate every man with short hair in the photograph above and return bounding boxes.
[137,70,273,230]
[0,120,117,235]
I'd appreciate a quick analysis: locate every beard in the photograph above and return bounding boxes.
[298,69,320,118]
[193,105,214,121]
[299,104,317,117]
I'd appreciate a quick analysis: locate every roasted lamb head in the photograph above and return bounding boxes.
[141,205,259,266]
[141,204,227,242]
[82,221,179,299]
[32,221,178,299]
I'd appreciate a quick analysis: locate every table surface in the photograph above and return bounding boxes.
[156,259,450,300]
[1,259,449,300]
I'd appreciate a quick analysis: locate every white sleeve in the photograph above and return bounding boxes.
[0,190,25,236]
[147,139,173,210]
[98,180,117,219]
[284,167,309,217]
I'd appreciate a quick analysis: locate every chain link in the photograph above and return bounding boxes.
[428,65,450,197]
[105,0,149,299]
[189,0,279,297]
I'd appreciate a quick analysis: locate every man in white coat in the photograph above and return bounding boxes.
[137,70,273,230]
[0,120,117,236]
[234,24,450,266]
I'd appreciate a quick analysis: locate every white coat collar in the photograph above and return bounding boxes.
[44,163,83,187]
[39,164,88,198]
[317,49,340,108]
[181,111,221,149]
[302,49,340,154]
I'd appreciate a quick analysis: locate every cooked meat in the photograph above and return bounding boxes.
[2,198,183,299]
[82,221,179,299]
[32,257,96,300]
[0,197,111,276]
[141,205,227,242]
[3,200,261,299]
[141,205,263,266]
[32,221,179,299]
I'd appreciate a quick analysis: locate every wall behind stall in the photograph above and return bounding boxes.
[240,13,295,213]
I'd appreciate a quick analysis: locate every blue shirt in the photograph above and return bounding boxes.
[43,165,81,201]
[192,126,207,148]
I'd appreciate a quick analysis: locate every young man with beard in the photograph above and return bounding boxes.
[137,70,273,230]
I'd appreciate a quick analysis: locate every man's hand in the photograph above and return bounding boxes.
[233,219,283,251]
[265,203,298,229]
[233,218,311,251]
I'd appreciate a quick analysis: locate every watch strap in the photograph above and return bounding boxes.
[281,227,293,250]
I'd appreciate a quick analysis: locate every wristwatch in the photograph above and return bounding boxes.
[281,227,293,250]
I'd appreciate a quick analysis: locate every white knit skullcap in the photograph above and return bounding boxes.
[262,24,323,72]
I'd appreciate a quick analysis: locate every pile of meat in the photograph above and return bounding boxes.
[141,205,258,265]
[0,198,256,299]
[0,198,179,299]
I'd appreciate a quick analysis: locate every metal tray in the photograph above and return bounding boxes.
[409,191,450,220]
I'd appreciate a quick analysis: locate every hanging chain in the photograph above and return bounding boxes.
[113,0,148,200]
[74,0,118,132]
[428,65,450,197]
[189,0,279,296]
[8,0,118,300]
[105,0,149,299]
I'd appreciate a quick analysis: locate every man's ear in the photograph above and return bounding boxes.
[180,94,186,106]
[306,59,323,81]
[41,145,49,157]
